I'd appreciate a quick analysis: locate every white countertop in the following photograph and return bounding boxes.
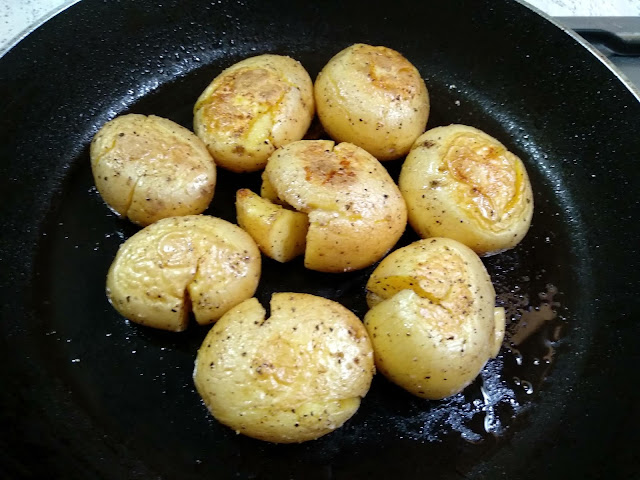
[1,0,639,56]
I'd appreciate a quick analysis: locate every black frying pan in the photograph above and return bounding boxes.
[1,0,639,478]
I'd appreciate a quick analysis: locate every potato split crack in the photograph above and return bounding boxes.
[193,293,374,443]
[364,238,505,400]
[253,139,407,272]
[106,215,261,332]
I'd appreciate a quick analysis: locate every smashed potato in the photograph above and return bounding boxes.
[106,215,261,332]
[236,188,309,263]
[364,237,505,400]
[193,54,314,173]
[261,140,407,272]
[399,124,534,255]
[315,43,429,160]
[90,114,216,226]
[193,293,375,443]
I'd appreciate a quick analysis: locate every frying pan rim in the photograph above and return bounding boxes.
[517,0,640,101]
[0,0,82,59]
[3,0,640,105]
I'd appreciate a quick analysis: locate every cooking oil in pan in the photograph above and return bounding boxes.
[370,271,566,445]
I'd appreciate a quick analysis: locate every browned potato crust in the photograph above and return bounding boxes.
[193,54,314,172]
[263,140,407,272]
[315,43,429,160]
[399,124,534,255]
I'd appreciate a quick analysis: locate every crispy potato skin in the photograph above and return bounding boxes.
[263,140,407,272]
[194,293,374,443]
[314,43,429,160]
[399,124,534,256]
[193,54,314,173]
[90,114,216,226]
[106,215,261,331]
[364,238,505,400]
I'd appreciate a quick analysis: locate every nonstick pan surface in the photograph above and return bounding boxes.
[1,1,639,478]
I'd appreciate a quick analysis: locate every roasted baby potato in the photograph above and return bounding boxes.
[193,54,314,173]
[314,43,429,160]
[106,215,261,332]
[90,114,216,226]
[262,140,407,272]
[236,188,309,263]
[193,292,375,443]
[399,124,534,256]
[364,237,505,400]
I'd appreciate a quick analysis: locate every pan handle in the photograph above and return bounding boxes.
[557,17,640,56]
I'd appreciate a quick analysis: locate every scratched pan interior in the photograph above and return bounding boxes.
[1,0,639,479]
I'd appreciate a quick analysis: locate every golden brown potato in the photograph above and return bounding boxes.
[364,237,505,400]
[236,189,309,263]
[399,124,534,256]
[263,140,407,272]
[193,293,375,443]
[314,43,429,160]
[106,215,261,332]
[90,114,216,226]
[193,54,314,173]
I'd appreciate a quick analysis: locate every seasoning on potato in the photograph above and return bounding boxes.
[106,215,261,332]
[399,124,534,256]
[314,43,429,161]
[364,237,505,400]
[193,292,375,443]
[90,114,216,226]
[255,139,407,272]
[193,54,315,173]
